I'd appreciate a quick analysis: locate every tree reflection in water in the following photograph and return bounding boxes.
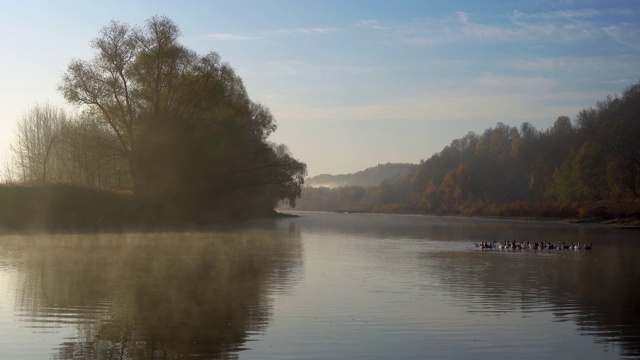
[419,227,640,358]
[3,226,301,359]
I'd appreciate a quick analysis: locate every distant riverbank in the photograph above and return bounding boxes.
[473,200,640,229]
[284,199,640,229]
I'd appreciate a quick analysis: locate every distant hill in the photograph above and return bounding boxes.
[305,163,417,188]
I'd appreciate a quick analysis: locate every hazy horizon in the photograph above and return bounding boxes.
[1,0,639,177]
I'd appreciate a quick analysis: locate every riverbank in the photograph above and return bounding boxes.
[3,184,637,233]
[0,184,286,233]
[515,201,640,229]
[286,199,640,229]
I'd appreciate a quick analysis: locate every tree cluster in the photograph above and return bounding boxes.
[6,103,129,189]
[6,16,306,220]
[292,81,640,216]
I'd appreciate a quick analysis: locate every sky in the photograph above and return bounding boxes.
[0,1,639,178]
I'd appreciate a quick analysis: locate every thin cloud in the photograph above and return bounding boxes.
[273,27,338,35]
[362,12,523,47]
[369,8,618,47]
[610,8,637,17]
[603,24,640,49]
[208,26,338,42]
[512,8,599,20]
[509,8,604,41]
[397,15,519,46]
[513,58,568,71]
[474,74,556,91]
[455,11,470,25]
[355,19,387,29]
[270,92,588,124]
[512,55,640,74]
[207,33,258,41]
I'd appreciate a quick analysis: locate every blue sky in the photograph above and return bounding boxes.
[1,1,639,177]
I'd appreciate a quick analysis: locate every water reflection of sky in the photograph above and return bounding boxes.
[0,214,638,359]
[246,213,639,359]
[245,214,639,359]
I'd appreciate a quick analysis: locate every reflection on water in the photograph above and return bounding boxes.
[0,225,301,359]
[424,240,640,358]
[284,212,640,359]
[1,213,639,359]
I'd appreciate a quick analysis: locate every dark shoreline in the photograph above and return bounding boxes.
[2,184,637,234]
[0,184,298,234]
[318,199,640,229]
[313,209,640,230]
[0,210,297,235]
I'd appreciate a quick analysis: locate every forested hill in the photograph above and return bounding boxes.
[289,81,640,223]
[305,163,417,188]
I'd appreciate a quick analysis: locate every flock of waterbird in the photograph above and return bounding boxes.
[473,240,593,250]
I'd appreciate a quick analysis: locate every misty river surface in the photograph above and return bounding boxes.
[0,212,639,359]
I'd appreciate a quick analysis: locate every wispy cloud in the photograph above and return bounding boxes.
[208,26,338,41]
[397,14,518,46]
[603,23,640,49]
[511,8,600,20]
[363,12,522,47]
[508,8,606,41]
[273,27,338,35]
[474,74,556,91]
[207,33,258,41]
[513,58,568,71]
[355,19,387,30]
[610,7,637,17]
[209,8,637,48]
[270,91,589,125]
[512,55,640,75]
[363,8,625,47]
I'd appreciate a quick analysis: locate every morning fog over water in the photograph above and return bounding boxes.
[0,212,638,359]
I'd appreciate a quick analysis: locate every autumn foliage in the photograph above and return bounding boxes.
[292,81,640,222]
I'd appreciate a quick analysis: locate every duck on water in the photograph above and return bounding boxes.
[473,241,593,250]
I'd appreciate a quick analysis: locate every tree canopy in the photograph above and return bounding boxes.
[290,81,640,218]
[57,16,306,217]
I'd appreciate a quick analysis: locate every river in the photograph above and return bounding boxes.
[0,212,638,359]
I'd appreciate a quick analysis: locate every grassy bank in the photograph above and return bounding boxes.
[0,184,143,232]
[0,183,283,233]
[457,200,640,228]
[304,199,640,228]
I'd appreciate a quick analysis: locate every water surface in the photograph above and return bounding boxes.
[0,212,638,359]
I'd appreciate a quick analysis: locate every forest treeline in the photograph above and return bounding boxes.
[290,81,640,220]
[2,16,306,228]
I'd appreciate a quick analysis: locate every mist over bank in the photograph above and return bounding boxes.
[0,183,288,233]
[283,81,640,226]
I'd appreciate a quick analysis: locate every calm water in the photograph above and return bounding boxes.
[0,212,639,359]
